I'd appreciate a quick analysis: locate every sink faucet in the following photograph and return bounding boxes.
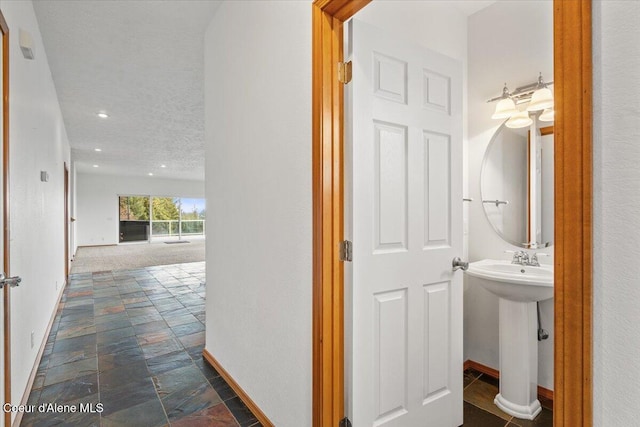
[506,250,548,266]
[528,252,549,267]
[509,250,529,265]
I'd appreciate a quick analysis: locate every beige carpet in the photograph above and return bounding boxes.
[71,240,205,273]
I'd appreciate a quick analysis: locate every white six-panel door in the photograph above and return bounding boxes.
[345,19,463,427]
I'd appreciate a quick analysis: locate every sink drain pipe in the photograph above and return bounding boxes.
[537,302,549,341]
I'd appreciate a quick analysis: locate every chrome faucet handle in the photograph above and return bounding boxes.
[504,250,519,264]
[505,250,527,265]
[529,252,549,267]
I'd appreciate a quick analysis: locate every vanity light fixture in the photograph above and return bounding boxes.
[505,110,533,129]
[488,73,554,127]
[527,74,554,112]
[491,84,518,119]
[527,88,554,111]
[539,108,555,122]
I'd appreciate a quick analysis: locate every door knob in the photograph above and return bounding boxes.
[0,272,22,288]
[452,257,469,271]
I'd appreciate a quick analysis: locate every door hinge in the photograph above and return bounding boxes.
[339,417,352,427]
[338,61,352,84]
[339,240,353,262]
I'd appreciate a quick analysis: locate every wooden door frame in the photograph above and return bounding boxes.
[1,9,9,427]
[64,163,69,282]
[311,1,592,426]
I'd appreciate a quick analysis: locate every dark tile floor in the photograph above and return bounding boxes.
[21,262,261,427]
[463,368,553,427]
[22,260,552,427]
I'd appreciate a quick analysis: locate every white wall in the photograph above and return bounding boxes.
[0,0,71,416]
[204,2,312,426]
[76,172,204,246]
[466,0,554,389]
[593,1,640,424]
[355,1,468,62]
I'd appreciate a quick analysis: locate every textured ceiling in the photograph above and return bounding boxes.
[33,1,493,182]
[33,0,221,181]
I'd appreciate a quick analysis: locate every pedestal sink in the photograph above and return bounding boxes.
[466,259,553,420]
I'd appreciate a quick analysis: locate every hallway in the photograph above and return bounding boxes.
[20,262,260,427]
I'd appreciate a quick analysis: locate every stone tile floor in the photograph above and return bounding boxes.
[463,368,553,427]
[21,262,261,427]
[20,260,553,427]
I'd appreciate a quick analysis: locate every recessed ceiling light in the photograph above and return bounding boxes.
[160,164,166,168]
[148,172,153,176]
[92,164,99,168]
[94,148,102,152]
[97,112,109,119]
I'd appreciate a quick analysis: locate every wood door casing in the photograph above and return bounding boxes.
[311,0,592,426]
[1,9,9,427]
[553,1,592,425]
[64,163,69,281]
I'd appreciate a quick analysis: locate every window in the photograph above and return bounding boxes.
[119,196,150,242]
[119,196,206,242]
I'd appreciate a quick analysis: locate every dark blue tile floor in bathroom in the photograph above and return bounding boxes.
[20,262,261,427]
[463,368,553,427]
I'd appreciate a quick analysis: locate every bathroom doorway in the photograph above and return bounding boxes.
[311,1,592,426]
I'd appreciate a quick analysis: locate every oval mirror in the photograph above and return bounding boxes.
[480,120,554,248]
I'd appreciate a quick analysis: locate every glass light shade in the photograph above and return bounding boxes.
[527,87,554,111]
[505,111,533,129]
[491,98,518,119]
[539,108,555,122]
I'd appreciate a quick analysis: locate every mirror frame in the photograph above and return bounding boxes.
[311,0,592,426]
